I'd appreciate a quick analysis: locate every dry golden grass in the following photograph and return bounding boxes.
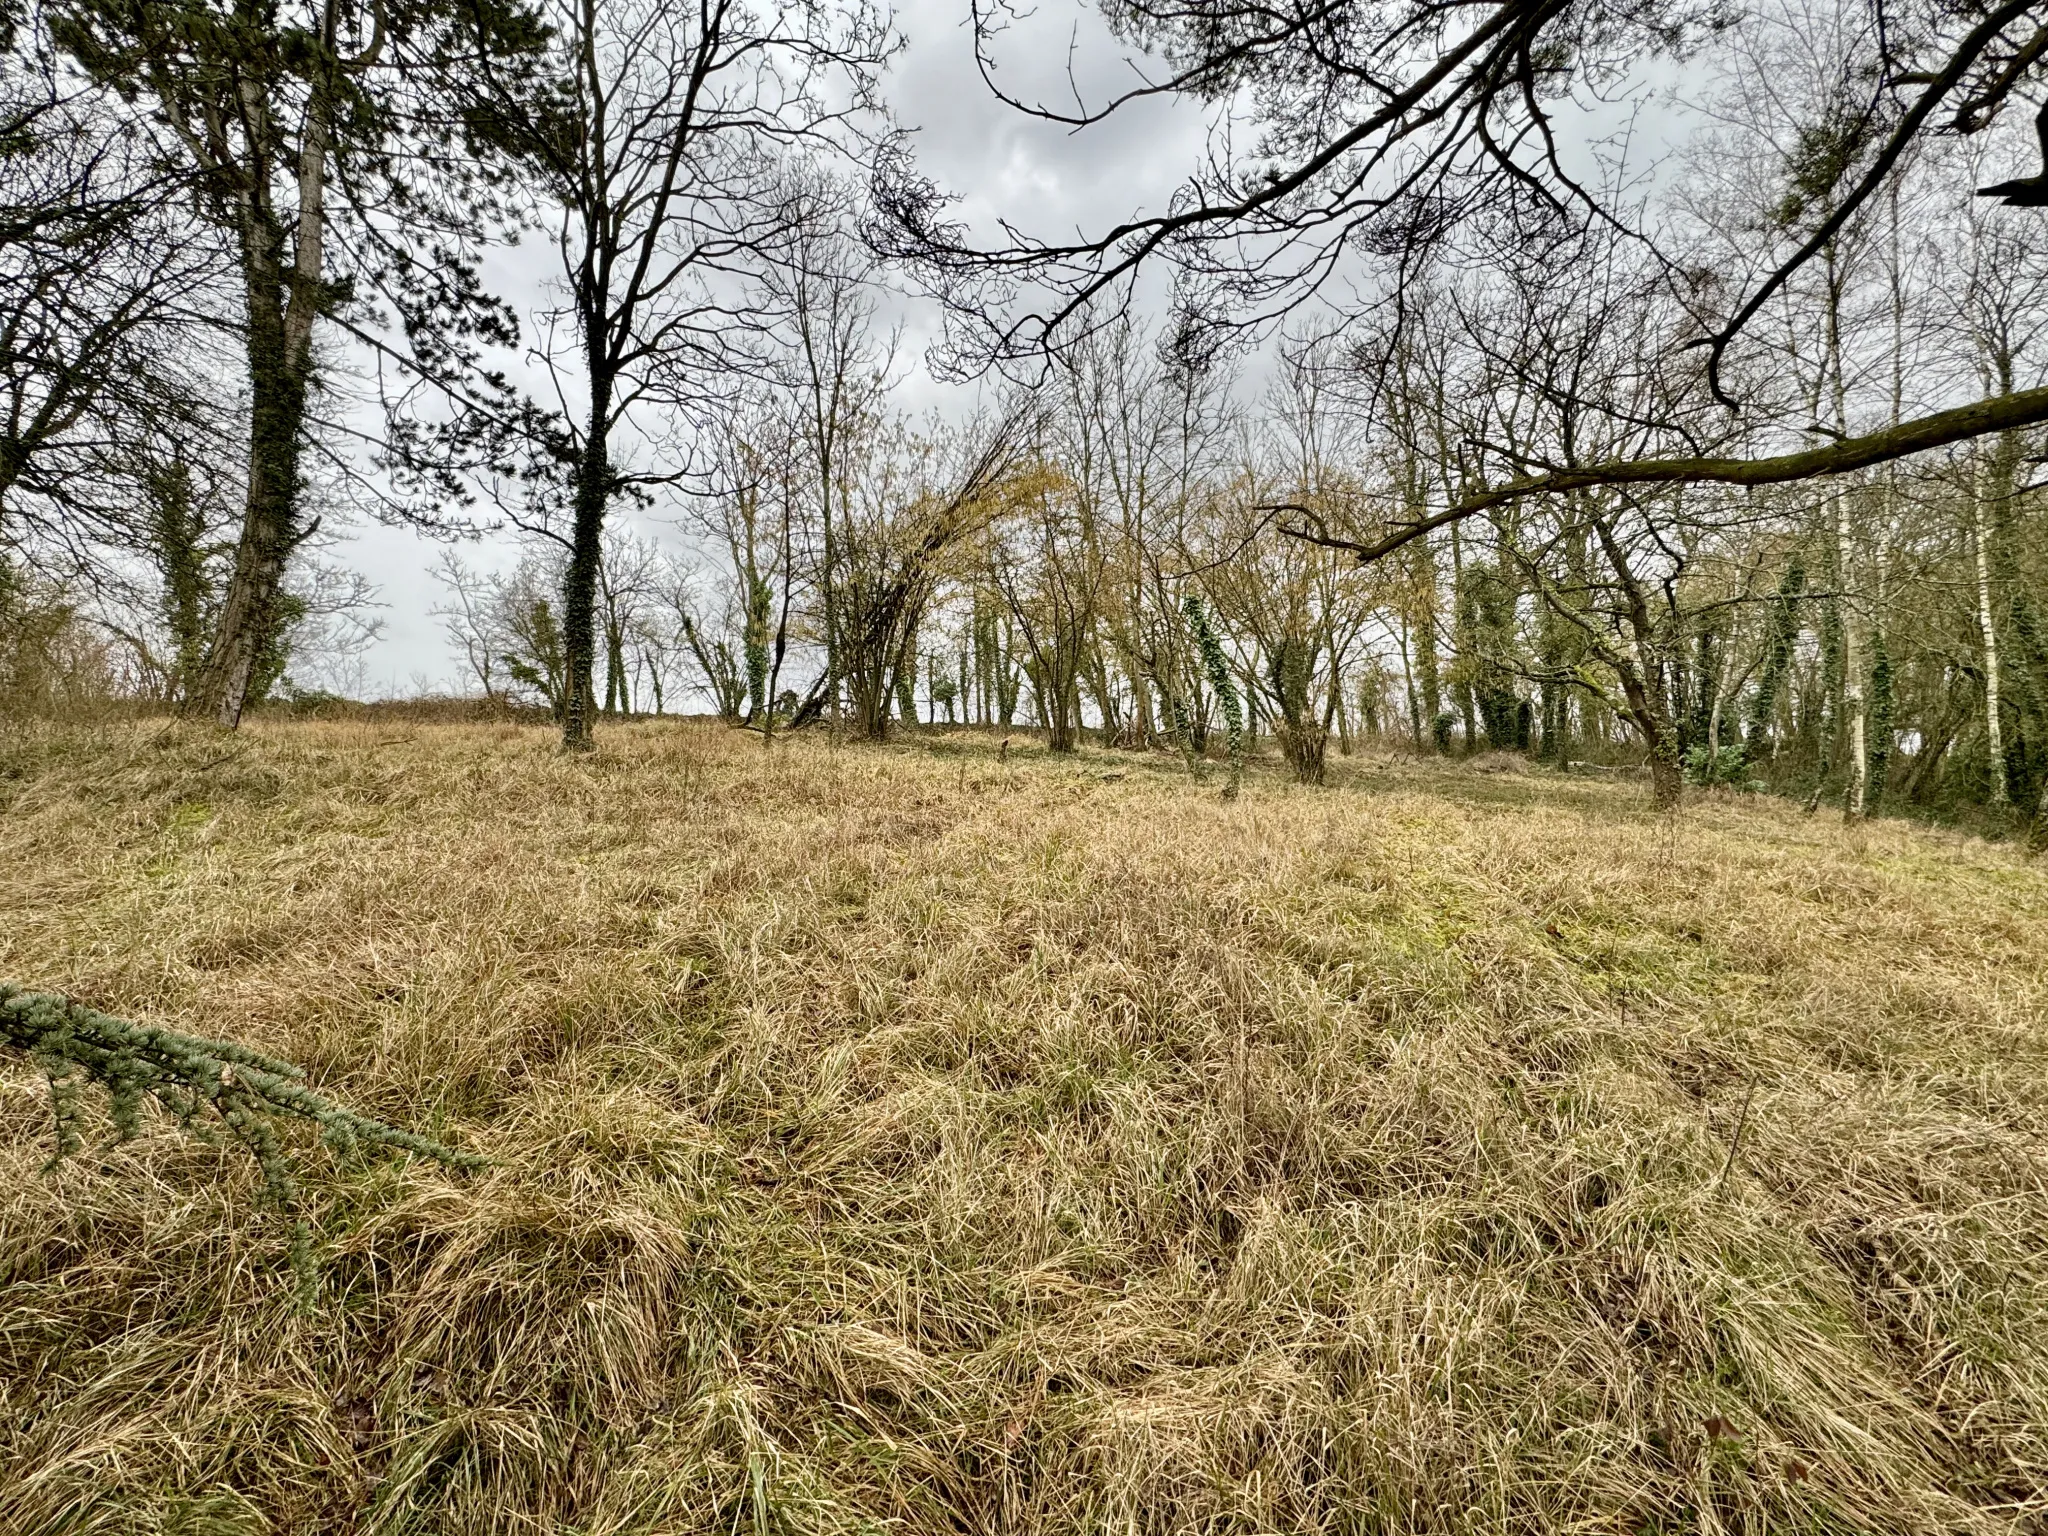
[3,718,2047,1534]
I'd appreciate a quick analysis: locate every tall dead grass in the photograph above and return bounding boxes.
[2,720,2047,1533]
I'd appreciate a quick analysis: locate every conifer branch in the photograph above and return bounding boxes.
[1,984,483,1294]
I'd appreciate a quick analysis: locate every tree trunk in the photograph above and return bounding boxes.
[604,616,627,715]
[1047,660,1079,751]
[895,654,918,726]
[1649,746,1682,810]
[1282,723,1327,784]
[188,265,312,727]
[1835,488,1868,819]
[561,391,609,752]
[1584,508,1681,810]
[1397,617,1421,748]
[1974,449,2010,805]
[185,36,338,730]
[1611,656,1682,810]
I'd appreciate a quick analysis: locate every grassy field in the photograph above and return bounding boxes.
[3,719,2047,1535]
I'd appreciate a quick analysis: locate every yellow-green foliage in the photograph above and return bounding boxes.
[3,719,2048,1533]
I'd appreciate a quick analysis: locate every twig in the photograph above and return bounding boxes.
[1715,1079,1756,1196]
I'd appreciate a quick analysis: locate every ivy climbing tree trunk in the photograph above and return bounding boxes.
[181,12,336,729]
[194,246,322,726]
[1186,594,1243,799]
[1745,557,1805,763]
[53,0,550,728]
[143,453,213,703]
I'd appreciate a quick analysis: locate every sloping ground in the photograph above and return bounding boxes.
[2,720,2046,1535]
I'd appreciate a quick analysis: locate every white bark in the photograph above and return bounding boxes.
[1821,245,1866,822]
[1973,449,2009,806]
[1836,487,1867,821]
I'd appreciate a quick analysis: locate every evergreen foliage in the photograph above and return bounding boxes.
[1458,564,1523,749]
[1184,594,1244,799]
[1161,688,1206,778]
[1745,556,1807,761]
[143,453,216,704]
[1,983,483,1296]
[1683,741,1750,788]
[1814,557,1846,797]
[1266,632,1327,783]
[1867,631,1895,811]
[743,571,773,725]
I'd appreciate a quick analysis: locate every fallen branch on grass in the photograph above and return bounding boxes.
[1,983,483,1293]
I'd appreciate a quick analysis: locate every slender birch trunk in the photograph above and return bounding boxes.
[1836,487,1867,820]
[1821,242,1867,820]
[1973,448,2009,805]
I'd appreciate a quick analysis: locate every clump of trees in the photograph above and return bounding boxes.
[5,0,2048,849]
[10,0,2048,1299]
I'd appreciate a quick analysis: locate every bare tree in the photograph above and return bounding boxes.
[0,18,235,567]
[827,408,1033,739]
[882,0,2048,502]
[476,0,892,750]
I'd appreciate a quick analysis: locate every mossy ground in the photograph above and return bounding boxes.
[3,719,2046,1534]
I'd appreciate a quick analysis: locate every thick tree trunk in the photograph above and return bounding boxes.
[1281,723,1327,784]
[1649,746,1683,810]
[186,57,333,730]
[1611,656,1682,810]
[848,654,890,741]
[1583,507,1681,810]
[1047,667,1079,751]
[561,395,609,752]
[188,268,313,728]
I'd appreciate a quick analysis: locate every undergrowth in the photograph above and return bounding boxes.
[2,719,2045,1533]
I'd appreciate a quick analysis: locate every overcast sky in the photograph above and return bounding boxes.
[318,0,1745,699]
[322,0,1220,696]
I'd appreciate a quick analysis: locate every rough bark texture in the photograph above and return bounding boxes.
[560,388,610,752]
[184,25,334,730]
[189,173,323,727]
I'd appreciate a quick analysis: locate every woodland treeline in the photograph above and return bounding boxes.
[6,0,2048,835]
